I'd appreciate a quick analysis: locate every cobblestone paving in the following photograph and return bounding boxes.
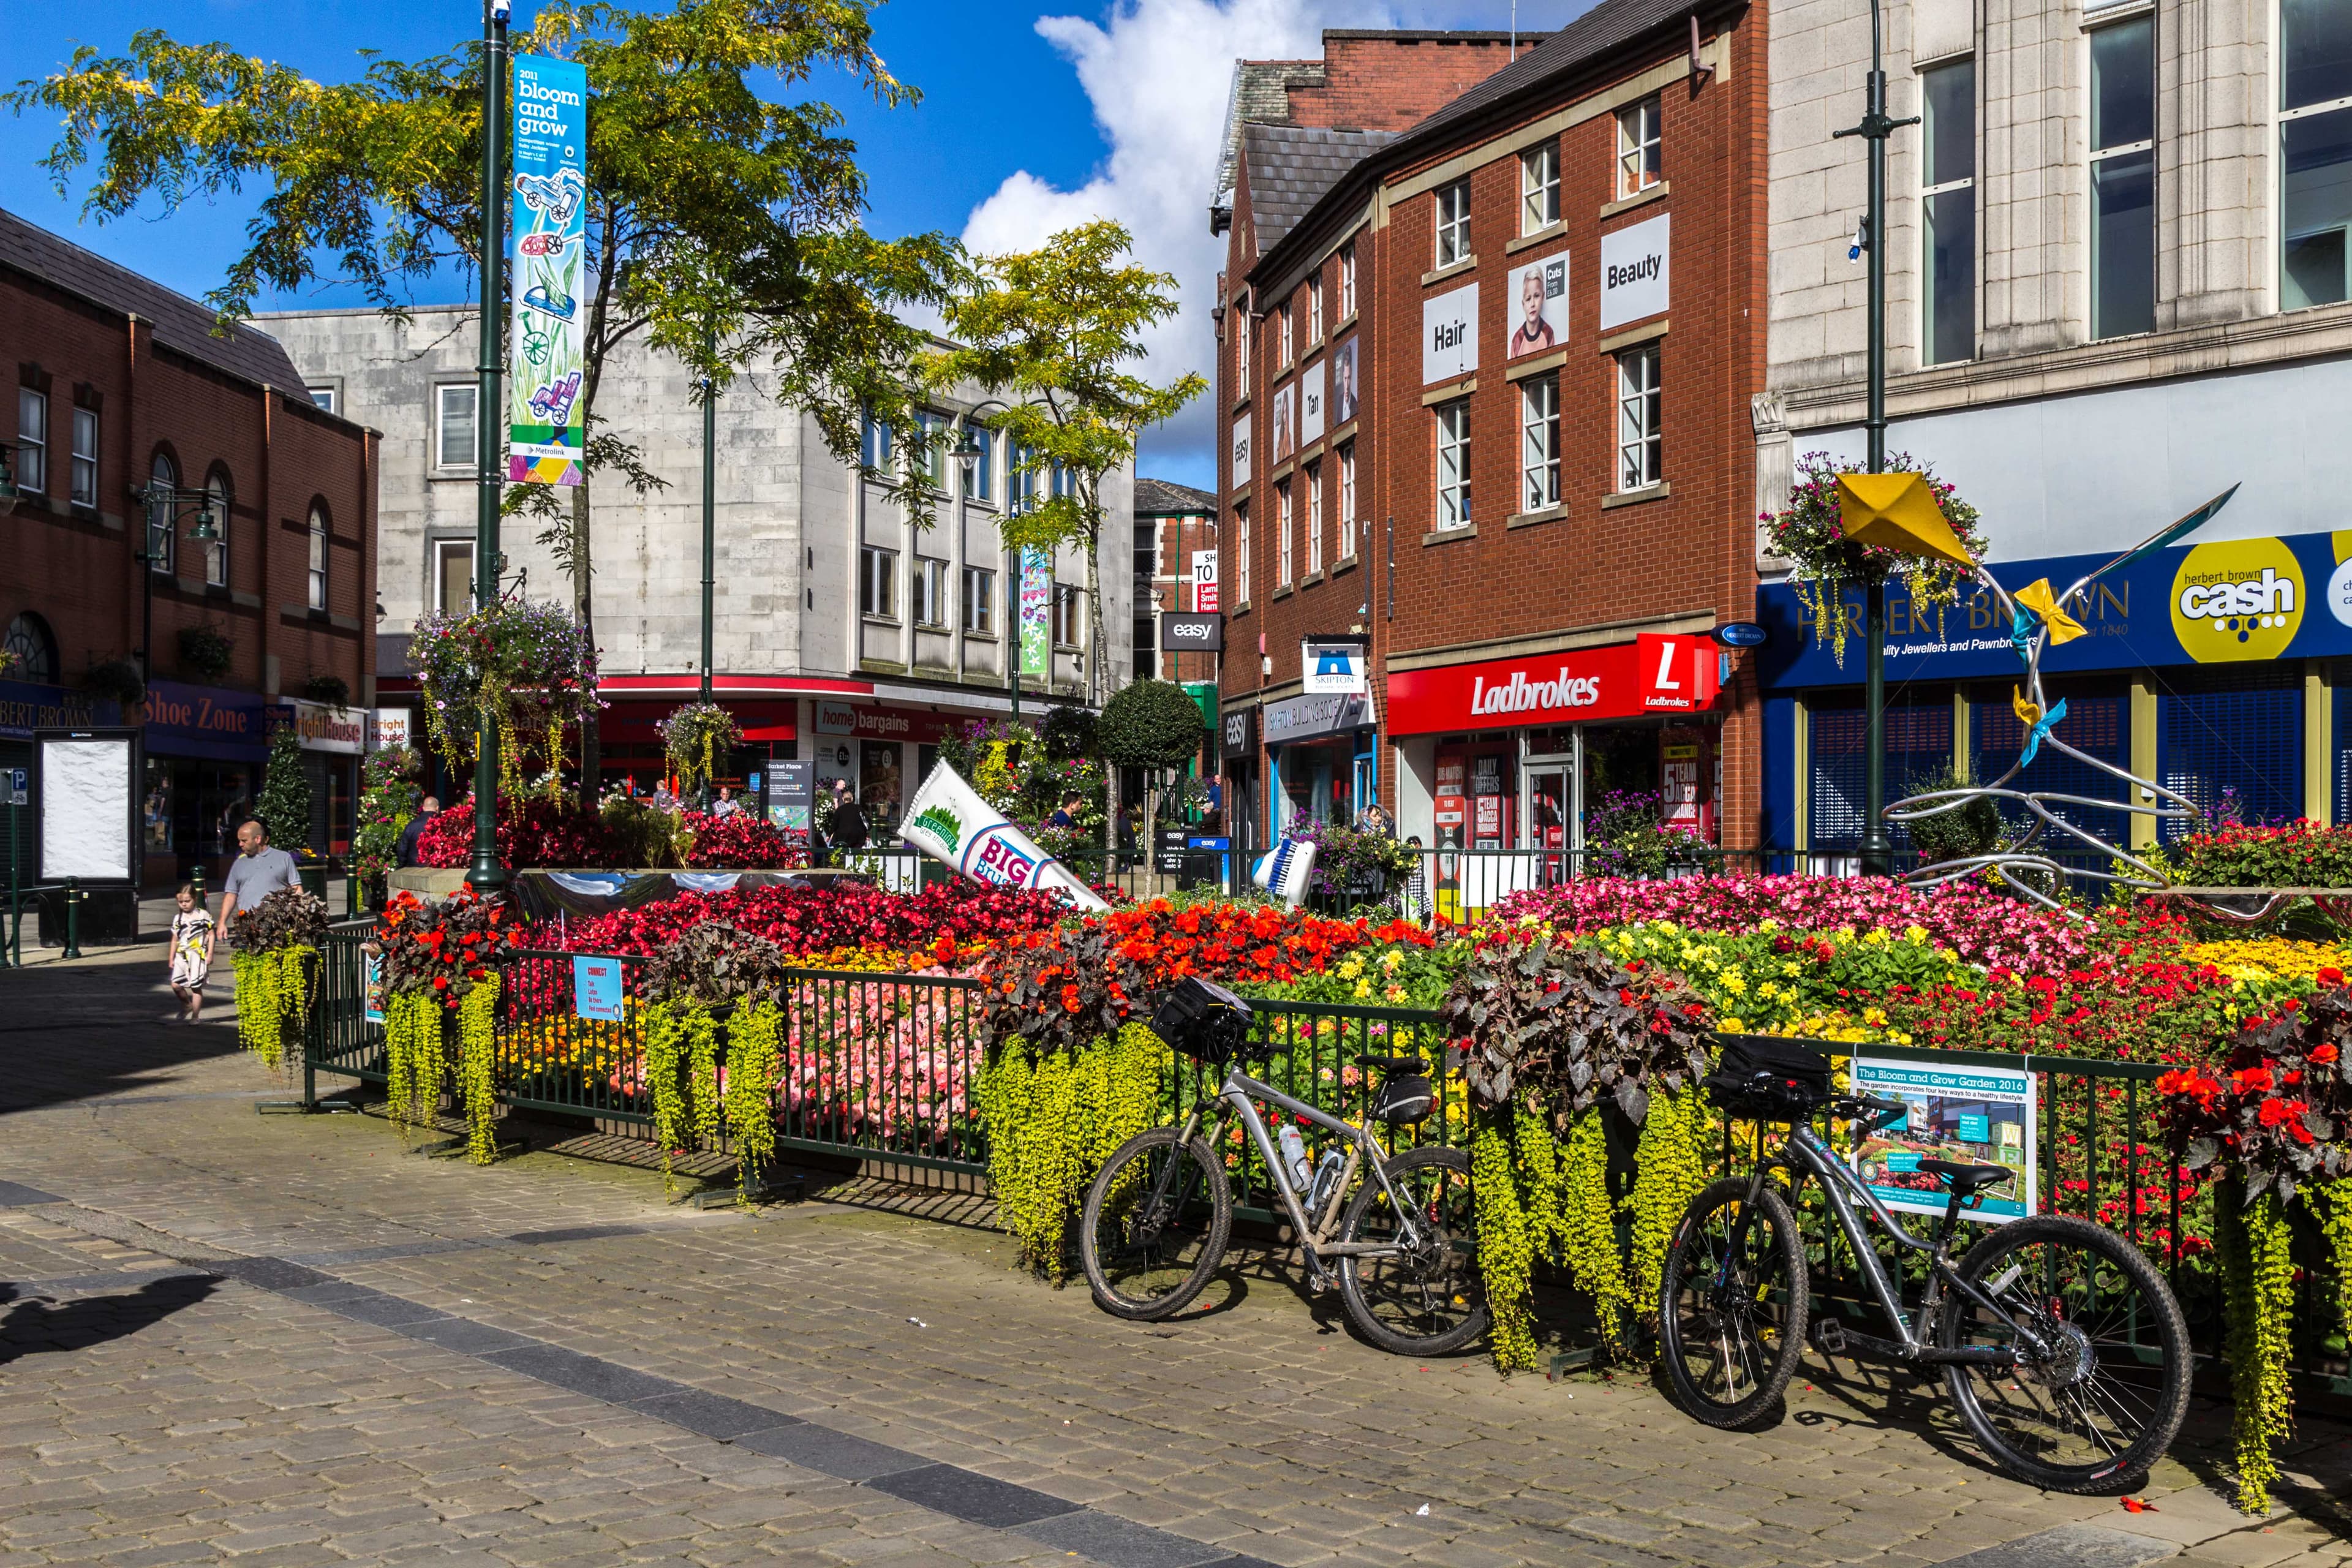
[0,946,2345,1568]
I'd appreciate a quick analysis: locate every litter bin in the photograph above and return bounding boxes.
[298,861,329,902]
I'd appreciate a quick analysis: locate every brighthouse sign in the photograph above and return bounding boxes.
[508,55,590,486]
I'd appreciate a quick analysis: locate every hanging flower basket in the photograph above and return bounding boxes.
[659,701,742,792]
[1763,450,1988,667]
[410,598,598,794]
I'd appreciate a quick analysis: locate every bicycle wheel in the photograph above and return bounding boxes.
[1659,1177,1809,1428]
[1079,1126,1232,1322]
[1937,1213,2190,1493]
[1336,1145,1489,1355]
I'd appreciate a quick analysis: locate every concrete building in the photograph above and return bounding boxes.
[1755,0,2352,858]
[1210,10,1765,898]
[266,304,1131,828]
[2,208,377,889]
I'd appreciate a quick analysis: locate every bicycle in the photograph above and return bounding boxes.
[1077,978,1488,1356]
[1659,1034,2190,1494]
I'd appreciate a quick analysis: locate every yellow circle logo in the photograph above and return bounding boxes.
[2170,538,2304,663]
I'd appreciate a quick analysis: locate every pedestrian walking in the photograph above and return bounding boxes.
[217,818,301,935]
[395,795,441,869]
[167,884,215,1025]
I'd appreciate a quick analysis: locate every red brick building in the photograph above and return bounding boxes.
[2,209,377,889]
[1212,7,1763,902]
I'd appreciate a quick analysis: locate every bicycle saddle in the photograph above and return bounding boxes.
[1357,1055,1426,1072]
[1918,1159,2015,1195]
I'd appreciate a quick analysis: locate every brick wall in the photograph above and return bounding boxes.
[1283,33,1531,131]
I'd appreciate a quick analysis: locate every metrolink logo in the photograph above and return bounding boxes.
[1469,667,1600,716]
[2169,538,2304,663]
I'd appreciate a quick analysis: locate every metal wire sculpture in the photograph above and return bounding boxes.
[1883,485,2241,911]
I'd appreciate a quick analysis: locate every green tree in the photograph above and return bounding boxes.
[255,724,313,855]
[1096,678,1205,842]
[13,0,962,790]
[921,221,1204,705]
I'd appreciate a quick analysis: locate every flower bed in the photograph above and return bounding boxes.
[412,797,807,871]
[531,879,1069,960]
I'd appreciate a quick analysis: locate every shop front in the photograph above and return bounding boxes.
[600,698,799,805]
[140,680,271,889]
[1388,633,1722,918]
[284,697,365,860]
[1220,704,1258,860]
[1264,692,1375,834]
[1754,526,2352,858]
[809,699,958,829]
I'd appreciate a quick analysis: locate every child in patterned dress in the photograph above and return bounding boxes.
[168,885,215,1025]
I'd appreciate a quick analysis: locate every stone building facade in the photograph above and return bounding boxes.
[266,304,1131,828]
[1755,0,2352,858]
[1212,10,1766,896]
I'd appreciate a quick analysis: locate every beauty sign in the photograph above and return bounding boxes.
[1598,213,1669,331]
[508,54,589,486]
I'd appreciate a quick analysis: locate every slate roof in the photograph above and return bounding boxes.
[1242,124,1398,253]
[1134,477,1218,516]
[1212,60,1329,219]
[0,206,307,392]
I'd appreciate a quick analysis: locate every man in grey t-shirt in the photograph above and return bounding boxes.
[219,818,302,931]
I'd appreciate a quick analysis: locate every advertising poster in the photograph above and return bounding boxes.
[1331,336,1359,426]
[1230,412,1252,486]
[1850,1056,2037,1223]
[1269,382,1295,464]
[1190,548,1219,613]
[1598,213,1670,331]
[1019,547,1052,678]
[1507,252,1570,357]
[363,952,385,1026]
[508,53,589,486]
[573,955,625,1022]
[767,759,813,832]
[1422,282,1478,383]
[1298,357,1326,448]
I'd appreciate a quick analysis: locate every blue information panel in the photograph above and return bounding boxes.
[1849,1058,2037,1224]
[573,954,625,1022]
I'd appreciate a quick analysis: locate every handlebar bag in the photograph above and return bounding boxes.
[1704,1033,1833,1117]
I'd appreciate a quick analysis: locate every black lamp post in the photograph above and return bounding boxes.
[697,323,718,812]
[131,484,225,682]
[949,401,1023,731]
[468,0,511,899]
[1833,0,1917,877]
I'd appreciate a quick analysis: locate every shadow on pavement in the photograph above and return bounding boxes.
[0,949,268,1115]
[0,1276,220,1365]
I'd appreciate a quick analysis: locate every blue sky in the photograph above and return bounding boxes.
[1,0,1540,487]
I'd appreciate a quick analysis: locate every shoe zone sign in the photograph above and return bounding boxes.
[1753,528,2352,688]
[508,54,589,486]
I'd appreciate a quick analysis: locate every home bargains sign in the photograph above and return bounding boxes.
[812,701,956,745]
[1385,633,1718,736]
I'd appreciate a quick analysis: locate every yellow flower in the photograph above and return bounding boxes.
[1353,979,1373,999]
[1722,1016,1748,1033]
[1903,924,1929,944]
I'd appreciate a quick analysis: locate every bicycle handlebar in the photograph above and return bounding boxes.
[1842,1093,1910,1134]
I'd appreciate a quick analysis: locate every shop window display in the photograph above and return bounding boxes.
[861,741,905,825]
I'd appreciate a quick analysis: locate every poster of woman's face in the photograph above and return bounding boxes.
[1270,382,1296,463]
[1507,253,1570,358]
[1331,336,1359,427]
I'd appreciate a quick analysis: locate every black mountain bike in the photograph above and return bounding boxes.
[1660,1035,2190,1494]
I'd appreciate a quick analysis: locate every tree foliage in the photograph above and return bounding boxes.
[922,222,1205,703]
[1095,679,1205,775]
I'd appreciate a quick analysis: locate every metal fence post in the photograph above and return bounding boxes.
[62,877,80,960]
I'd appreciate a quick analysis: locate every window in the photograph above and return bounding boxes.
[15,388,46,496]
[1279,297,1294,367]
[1434,179,1472,267]
[1921,59,1978,365]
[859,545,898,619]
[963,425,995,502]
[1052,584,1082,649]
[1307,277,1324,343]
[1338,441,1357,552]
[434,539,475,614]
[2089,19,2155,338]
[1305,460,1324,576]
[1007,442,1036,513]
[434,384,478,470]
[1434,398,1472,529]
[961,566,995,633]
[911,556,948,628]
[1050,461,1079,500]
[1339,242,1357,317]
[2281,0,2352,309]
[1616,346,1662,491]
[914,411,950,491]
[307,385,337,415]
[1276,478,1294,587]
[1521,372,1561,511]
[1522,140,1561,232]
[203,469,232,589]
[1616,96,1663,197]
[147,451,178,575]
[70,406,97,507]
[1235,307,1251,388]
[306,504,329,611]
[2,612,58,684]
[859,404,893,470]
[1235,500,1252,604]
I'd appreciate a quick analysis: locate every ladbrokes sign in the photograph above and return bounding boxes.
[1388,633,1719,736]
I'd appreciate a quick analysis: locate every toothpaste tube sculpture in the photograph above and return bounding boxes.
[1251,834,1317,908]
[897,761,1109,913]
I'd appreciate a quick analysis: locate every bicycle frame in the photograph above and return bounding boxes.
[1741,1120,2048,1370]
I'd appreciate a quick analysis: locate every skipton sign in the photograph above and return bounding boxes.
[1385,633,1719,736]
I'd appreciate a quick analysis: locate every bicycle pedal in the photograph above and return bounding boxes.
[1811,1319,1848,1355]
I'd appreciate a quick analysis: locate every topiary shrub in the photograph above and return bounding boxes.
[1095,679,1207,774]
[255,723,312,854]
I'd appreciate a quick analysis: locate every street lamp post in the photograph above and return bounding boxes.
[468,0,511,899]
[131,486,224,682]
[1834,0,1917,877]
[698,325,717,812]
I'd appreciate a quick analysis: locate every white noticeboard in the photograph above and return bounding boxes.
[1849,1055,2037,1224]
[37,730,139,884]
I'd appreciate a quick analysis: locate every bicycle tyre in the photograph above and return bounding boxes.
[1937,1213,2190,1494]
[1658,1177,1809,1429]
[1335,1145,1490,1356]
[1078,1126,1232,1322]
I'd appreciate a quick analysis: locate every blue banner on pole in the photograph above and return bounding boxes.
[573,954,624,1022]
[508,53,589,486]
